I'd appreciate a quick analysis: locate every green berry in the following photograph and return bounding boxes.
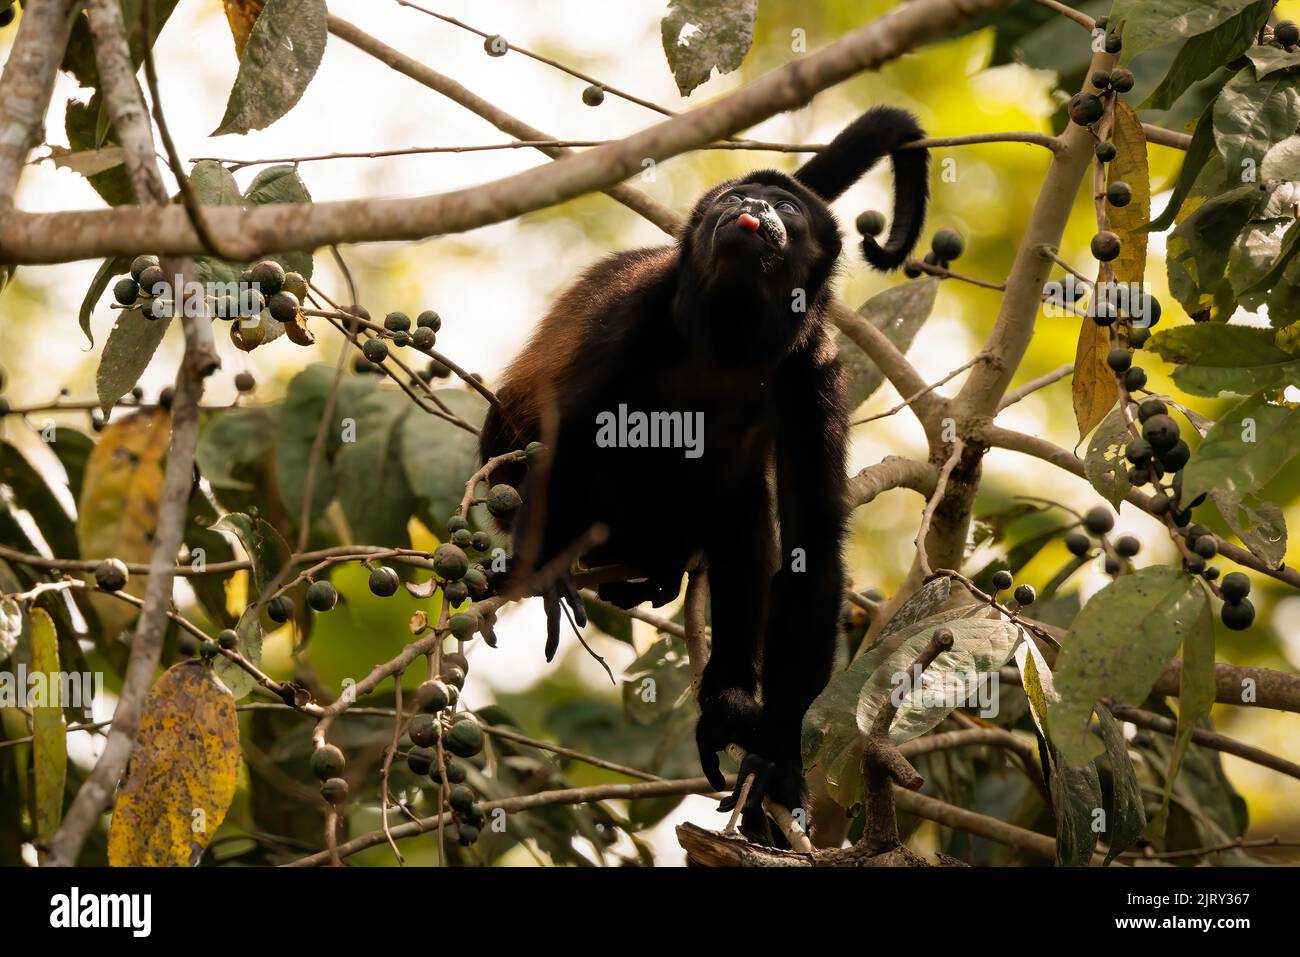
[855,210,886,237]
[444,580,469,606]
[416,679,451,713]
[409,713,441,748]
[1068,92,1105,126]
[267,594,293,623]
[1106,347,1132,373]
[1109,68,1135,93]
[1065,531,1091,556]
[445,718,484,758]
[412,326,436,351]
[470,531,491,551]
[311,744,346,779]
[129,254,160,282]
[1220,598,1255,631]
[250,260,285,296]
[362,338,388,364]
[1091,231,1121,262]
[991,569,1013,591]
[433,543,470,581]
[417,310,442,331]
[320,777,349,805]
[369,565,400,597]
[113,277,140,305]
[282,271,308,301]
[1106,181,1132,208]
[267,291,299,323]
[1115,535,1140,557]
[1084,506,1114,535]
[449,613,477,640]
[217,628,239,650]
[306,580,338,612]
[1160,440,1190,472]
[94,558,129,592]
[582,85,605,106]
[486,484,522,518]
[407,745,436,776]
[1123,366,1147,391]
[1220,572,1250,603]
[452,527,473,549]
[1193,536,1218,559]
[384,311,410,332]
[1013,584,1036,606]
[1142,414,1179,453]
[930,228,964,262]
[1095,142,1117,162]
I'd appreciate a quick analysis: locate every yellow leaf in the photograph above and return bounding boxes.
[1107,102,1150,288]
[1073,320,1117,440]
[76,410,170,642]
[108,661,240,866]
[1074,102,1150,439]
[223,0,266,58]
[31,608,66,847]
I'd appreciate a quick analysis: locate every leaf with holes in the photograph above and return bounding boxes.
[1084,406,1133,508]
[1212,489,1287,567]
[215,0,327,136]
[107,661,240,866]
[1049,567,1207,767]
[660,0,757,96]
[837,279,940,413]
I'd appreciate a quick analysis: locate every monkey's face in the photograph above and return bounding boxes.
[686,174,840,296]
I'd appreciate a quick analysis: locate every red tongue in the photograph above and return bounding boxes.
[737,213,761,232]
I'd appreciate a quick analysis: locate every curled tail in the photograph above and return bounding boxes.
[794,106,929,271]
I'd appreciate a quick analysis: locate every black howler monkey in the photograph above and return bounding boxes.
[480,106,929,819]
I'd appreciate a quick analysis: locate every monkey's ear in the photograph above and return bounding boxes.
[794,106,929,271]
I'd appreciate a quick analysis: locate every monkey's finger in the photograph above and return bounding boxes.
[543,588,561,661]
[696,727,727,792]
[559,576,587,628]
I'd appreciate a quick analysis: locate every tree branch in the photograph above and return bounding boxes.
[0,0,1012,263]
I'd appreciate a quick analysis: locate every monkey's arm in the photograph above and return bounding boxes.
[724,344,848,815]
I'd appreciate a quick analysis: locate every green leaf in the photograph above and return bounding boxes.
[1156,588,1216,834]
[660,0,757,96]
[0,440,79,561]
[214,0,329,136]
[78,256,133,347]
[1084,406,1133,509]
[64,94,133,207]
[1141,1,1270,109]
[836,278,940,412]
[1097,709,1145,864]
[1111,0,1267,62]
[30,608,67,846]
[1212,488,1287,566]
[95,307,172,415]
[1166,184,1264,317]
[243,165,315,278]
[212,512,291,599]
[189,160,242,204]
[1181,391,1300,503]
[1213,68,1300,175]
[196,406,277,494]
[335,389,415,547]
[1147,323,1300,396]
[1051,761,1101,866]
[400,390,488,538]
[1048,567,1208,767]
[1245,44,1300,78]
[274,365,367,526]
[1144,100,1217,233]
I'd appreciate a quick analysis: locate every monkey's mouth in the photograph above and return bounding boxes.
[714,209,787,255]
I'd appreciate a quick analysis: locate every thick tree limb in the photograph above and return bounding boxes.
[44,1,220,867]
[848,455,938,507]
[0,0,85,205]
[0,0,1010,263]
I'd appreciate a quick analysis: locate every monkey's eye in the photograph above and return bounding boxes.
[721,194,744,205]
[775,200,799,214]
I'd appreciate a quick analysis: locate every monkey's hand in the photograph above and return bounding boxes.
[484,558,586,661]
[695,686,761,793]
[540,573,586,662]
[715,751,804,818]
